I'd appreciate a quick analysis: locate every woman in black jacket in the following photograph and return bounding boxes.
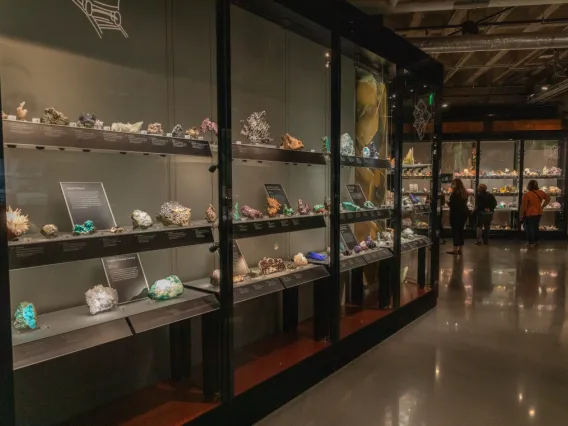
[447,178,469,255]
[473,184,497,245]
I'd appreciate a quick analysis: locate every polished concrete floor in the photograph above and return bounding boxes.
[257,240,568,426]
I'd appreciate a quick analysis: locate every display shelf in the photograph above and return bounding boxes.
[453,176,476,179]
[523,175,563,179]
[494,208,518,212]
[233,214,326,239]
[491,193,519,197]
[402,163,431,169]
[12,289,218,370]
[9,222,214,270]
[187,264,329,303]
[479,175,519,180]
[309,246,393,272]
[8,221,214,270]
[229,143,326,165]
[400,236,432,253]
[543,208,563,212]
[2,120,213,158]
[339,155,391,169]
[402,191,428,196]
[402,175,431,179]
[413,204,431,214]
[339,208,392,224]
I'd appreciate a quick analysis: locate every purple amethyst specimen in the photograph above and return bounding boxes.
[354,245,362,254]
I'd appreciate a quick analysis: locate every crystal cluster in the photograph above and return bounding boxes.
[16,102,27,120]
[147,123,164,135]
[41,107,70,126]
[362,147,370,158]
[210,269,221,287]
[307,252,327,261]
[111,121,143,133]
[266,197,281,217]
[241,111,272,145]
[148,275,184,301]
[340,133,355,156]
[40,224,58,239]
[402,228,415,239]
[341,201,361,212]
[78,113,97,128]
[156,201,191,226]
[280,134,304,151]
[368,142,379,159]
[6,206,29,241]
[258,257,285,275]
[171,124,184,138]
[403,148,415,165]
[363,200,375,209]
[200,118,218,136]
[73,220,97,236]
[206,204,217,223]
[283,205,294,216]
[321,136,330,153]
[132,210,153,229]
[233,202,240,221]
[365,236,377,249]
[241,205,263,219]
[313,204,327,214]
[110,226,124,233]
[13,302,37,330]
[297,199,310,215]
[293,253,308,267]
[85,285,118,315]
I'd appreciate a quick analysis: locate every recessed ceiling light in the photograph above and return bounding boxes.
[541,85,549,91]
[442,103,448,108]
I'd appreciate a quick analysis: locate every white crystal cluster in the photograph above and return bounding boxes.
[85,285,119,315]
[240,111,272,144]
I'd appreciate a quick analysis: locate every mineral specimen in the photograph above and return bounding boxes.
[41,107,69,126]
[368,142,379,159]
[111,121,143,133]
[210,269,221,287]
[171,124,184,138]
[297,199,310,215]
[403,148,415,165]
[359,241,368,250]
[16,102,27,121]
[157,201,191,226]
[363,200,376,209]
[85,285,118,315]
[200,118,218,137]
[313,204,327,214]
[6,206,29,241]
[241,205,264,219]
[241,111,272,144]
[343,248,352,256]
[132,210,153,229]
[73,220,97,236]
[94,120,104,130]
[206,204,217,223]
[402,228,414,238]
[233,202,240,221]
[293,253,308,267]
[353,245,362,254]
[147,123,164,135]
[258,257,286,275]
[186,126,201,139]
[324,197,331,212]
[110,226,124,233]
[341,201,361,212]
[266,197,281,217]
[365,236,377,249]
[233,275,245,283]
[13,302,37,330]
[2,111,6,119]
[307,252,327,261]
[362,147,370,158]
[148,275,184,301]
[280,133,304,151]
[40,224,58,239]
[78,113,97,128]
[283,205,294,216]
[340,133,355,156]
[321,136,330,153]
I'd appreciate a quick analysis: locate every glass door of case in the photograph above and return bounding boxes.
[479,140,520,231]
[523,140,565,233]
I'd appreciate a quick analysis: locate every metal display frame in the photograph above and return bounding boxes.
[0,0,443,424]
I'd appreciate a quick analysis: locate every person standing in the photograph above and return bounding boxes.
[520,180,550,247]
[473,184,497,245]
[447,178,470,255]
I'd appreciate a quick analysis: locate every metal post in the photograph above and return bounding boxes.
[216,0,234,403]
[329,0,342,343]
[430,83,443,294]
[0,83,16,426]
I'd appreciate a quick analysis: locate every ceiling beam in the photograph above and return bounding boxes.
[463,4,563,86]
[406,12,425,37]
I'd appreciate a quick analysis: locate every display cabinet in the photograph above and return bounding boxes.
[0,0,443,424]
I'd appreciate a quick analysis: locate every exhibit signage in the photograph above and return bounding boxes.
[60,182,116,229]
[264,184,291,214]
[339,224,358,250]
[346,184,368,208]
[102,254,149,303]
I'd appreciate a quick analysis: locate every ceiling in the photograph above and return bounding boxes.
[349,0,568,115]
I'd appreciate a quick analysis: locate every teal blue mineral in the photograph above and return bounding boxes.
[13,302,38,330]
[233,202,240,221]
[73,220,97,236]
[363,200,376,209]
[148,275,184,301]
[341,201,361,212]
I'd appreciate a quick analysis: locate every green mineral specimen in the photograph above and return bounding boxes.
[73,220,97,236]
[233,202,240,221]
[148,275,184,301]
[313,204,327,214]
[341,201,361,212]
[13,302,37,330]
[283,205,294,216]
[363,200,376,209]
[321,136,330,153]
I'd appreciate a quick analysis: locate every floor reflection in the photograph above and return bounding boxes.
[258,241,568,426]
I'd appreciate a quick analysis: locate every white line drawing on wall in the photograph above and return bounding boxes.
[72,0,128,38]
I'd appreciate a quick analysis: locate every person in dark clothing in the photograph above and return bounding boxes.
[473,184,497,245]
[447,178,470,255]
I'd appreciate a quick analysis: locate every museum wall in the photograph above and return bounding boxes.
[0,1,340,424]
